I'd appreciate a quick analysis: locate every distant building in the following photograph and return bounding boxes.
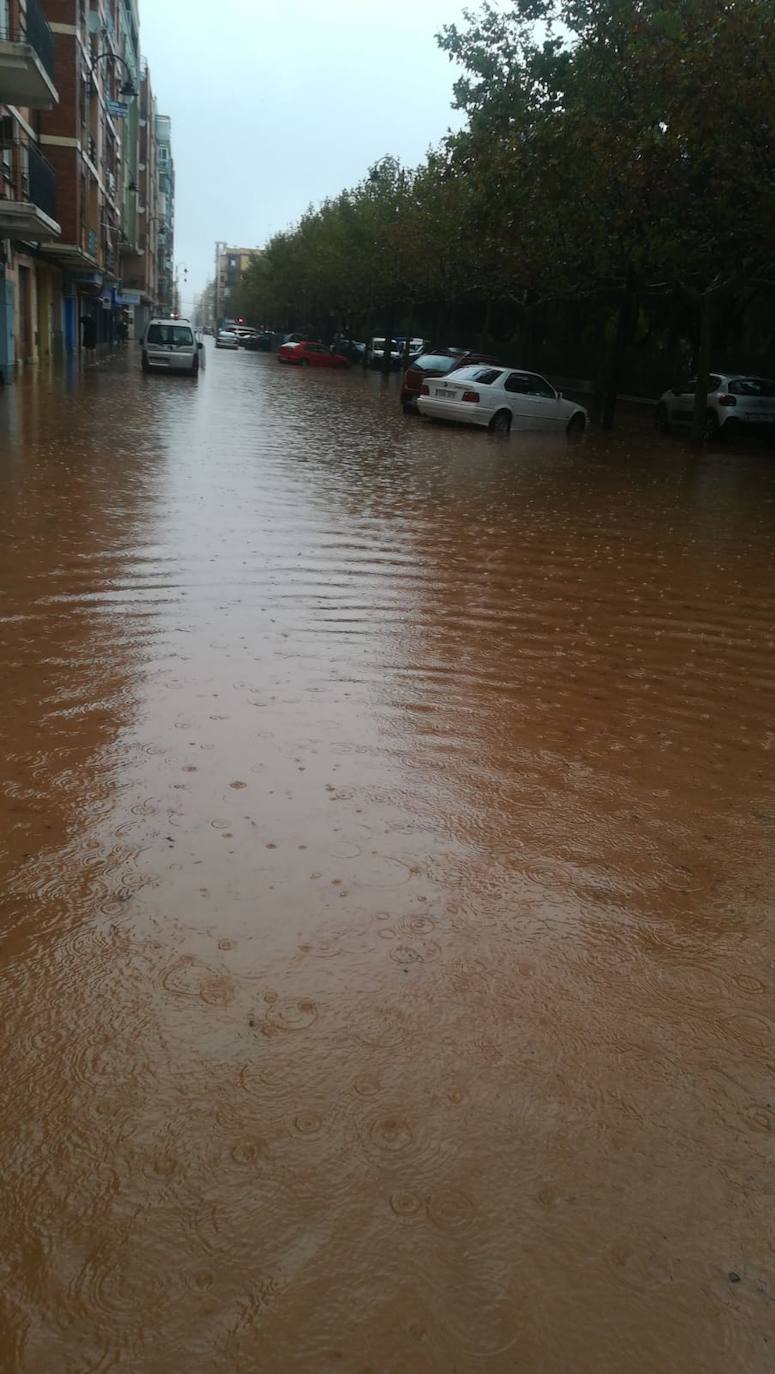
[214,244,260,326]
[155,111,173,315]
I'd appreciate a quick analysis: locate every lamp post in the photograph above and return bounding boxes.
[91,52,137,102]
[174,263,189,318]
[144,216,169,313]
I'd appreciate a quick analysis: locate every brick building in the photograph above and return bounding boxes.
[0,0,61,378]
[0,0,174,378]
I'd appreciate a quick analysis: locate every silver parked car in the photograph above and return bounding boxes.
[215,329,240,350]
[417,364,588,440]
[141,319,203,376]
[656,374,775,438]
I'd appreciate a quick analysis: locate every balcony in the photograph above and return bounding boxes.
[0,0,58,108]
[0,139,60,240]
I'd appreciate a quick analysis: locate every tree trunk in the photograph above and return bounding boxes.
[478,300,492,353]
[690,290,713,447]
[403,307,414,368]
[601,266,636,431]
[381,315,393,376]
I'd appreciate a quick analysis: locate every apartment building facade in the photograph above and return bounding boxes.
[154,109,172,316]
[214,245,258,328]
[0,0,61,378]
[0,0,174,379]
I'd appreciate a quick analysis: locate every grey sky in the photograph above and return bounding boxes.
[140,0,475,311]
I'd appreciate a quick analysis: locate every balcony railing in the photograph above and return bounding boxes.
[0,0,55,83]
[28,140,56,220]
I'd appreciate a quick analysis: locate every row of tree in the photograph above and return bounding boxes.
[231,0,775,438]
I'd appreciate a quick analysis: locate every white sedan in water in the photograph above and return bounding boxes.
[417,364,588,441]
[215,329,240,350]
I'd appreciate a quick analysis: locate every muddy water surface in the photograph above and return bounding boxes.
[2,348,775,1371]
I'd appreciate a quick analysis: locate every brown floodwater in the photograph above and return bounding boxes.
[2,347,775,1372]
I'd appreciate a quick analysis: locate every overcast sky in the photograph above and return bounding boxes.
[139,0,475,311]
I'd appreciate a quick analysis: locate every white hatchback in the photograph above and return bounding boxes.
[417,365,588,441]
[656,374,775,438]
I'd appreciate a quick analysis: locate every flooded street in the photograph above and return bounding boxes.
[2,344,775,1371]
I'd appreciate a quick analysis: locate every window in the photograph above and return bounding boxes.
[525,373,556,398]
[504,373,531,394]
[728,377,775,397]
[676,377,722,395]
[413,354,458,374]
[147,324,194,346]
[470,368,502,386]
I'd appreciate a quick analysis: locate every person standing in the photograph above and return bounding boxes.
[80,312,97,362]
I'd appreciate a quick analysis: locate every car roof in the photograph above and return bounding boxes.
[721,372,775,381]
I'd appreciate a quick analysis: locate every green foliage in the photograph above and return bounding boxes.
[227,0,775,419]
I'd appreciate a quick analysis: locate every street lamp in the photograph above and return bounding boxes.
[92,51,137,100]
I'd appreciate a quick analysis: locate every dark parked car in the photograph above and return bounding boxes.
[332,337,367,364]
[243,332,273,351]
[400,349,502,412]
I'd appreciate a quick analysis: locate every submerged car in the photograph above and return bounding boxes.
[278,340,350,368]
[417,364,587,440]
[215,329,240,350]
[141,319,203,376]
[656,374,775,438]
[400,349,500,411]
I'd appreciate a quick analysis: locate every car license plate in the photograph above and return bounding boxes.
[436,388,455,398]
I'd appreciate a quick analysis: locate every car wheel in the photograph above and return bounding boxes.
[655,404,670,434]
[489,409,511,435]
[141,353,150,373]
[192,358,199,377]
[705,411,724,440]
[301,359,311,368]
[566,413,585,444]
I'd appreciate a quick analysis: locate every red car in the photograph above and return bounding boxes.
[278,340,350,369]
[400,349,501,411]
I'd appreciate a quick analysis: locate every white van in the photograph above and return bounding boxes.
[141,318,203,376]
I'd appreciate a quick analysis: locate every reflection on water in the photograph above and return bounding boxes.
[2,349,775,1372]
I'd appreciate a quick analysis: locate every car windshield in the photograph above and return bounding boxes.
[148,325,194,346]
[728,377,775,397]
[413,354,458,374]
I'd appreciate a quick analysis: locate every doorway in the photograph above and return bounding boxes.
[18,266,32,361]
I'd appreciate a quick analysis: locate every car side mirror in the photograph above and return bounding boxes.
[198,341,203,350]
[556,390,563,400]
